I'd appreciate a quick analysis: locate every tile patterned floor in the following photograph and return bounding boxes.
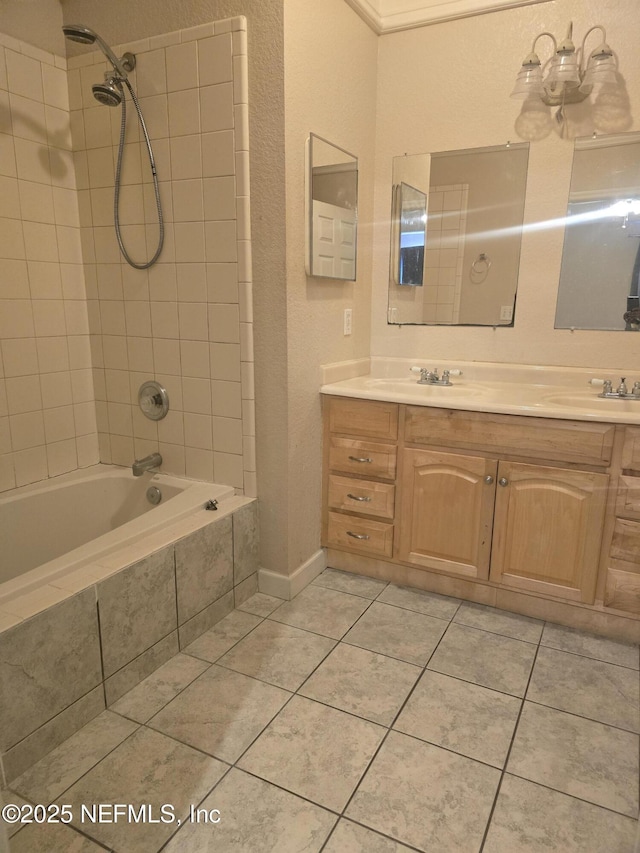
[2,567,639,852]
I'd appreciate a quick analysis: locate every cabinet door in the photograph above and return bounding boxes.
[398,448,497,579]
[490,461,609,603]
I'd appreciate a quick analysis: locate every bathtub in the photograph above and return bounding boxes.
[1,465,236,627]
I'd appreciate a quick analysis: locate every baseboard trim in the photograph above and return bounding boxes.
[258,549,327,600]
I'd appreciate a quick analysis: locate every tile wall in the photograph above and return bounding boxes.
[0,35,98,492]
[68,16,255,495]
[0,16,255,497]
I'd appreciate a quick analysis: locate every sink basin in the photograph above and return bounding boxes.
[364,378,486,397]
[544,393,640,409]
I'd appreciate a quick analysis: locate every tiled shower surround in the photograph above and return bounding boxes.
[0,500,259,785]
[0,16,256,496]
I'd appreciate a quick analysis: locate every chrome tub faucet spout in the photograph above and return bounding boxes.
[132,452,162,476]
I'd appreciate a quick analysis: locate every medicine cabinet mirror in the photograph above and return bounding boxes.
[388,142,529,326]
[555,131,640,331]
[305,133,358,280]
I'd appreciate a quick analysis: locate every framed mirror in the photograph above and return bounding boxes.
[305,133,358,280]
[555,131,640,331]
[388,142,529,325]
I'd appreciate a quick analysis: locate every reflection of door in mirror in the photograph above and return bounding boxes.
[388,143,529,326]
[305,134,358,281]
[392,183,428,286]
[555,132,640,331]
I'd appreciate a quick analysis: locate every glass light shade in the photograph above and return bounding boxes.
[510,63,544,99]
[580,52,618,92]
[545,51,581,88]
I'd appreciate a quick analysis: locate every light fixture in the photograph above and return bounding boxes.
[511,22,618,108]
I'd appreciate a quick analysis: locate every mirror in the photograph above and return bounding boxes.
[388,143,529,325]
[305,133,358,280]
[555,132,640,331]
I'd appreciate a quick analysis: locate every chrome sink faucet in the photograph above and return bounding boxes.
[410,366,463,386]
[589,377,640,399]
[132,452,162,476]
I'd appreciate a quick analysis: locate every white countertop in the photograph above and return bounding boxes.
[320,358,640,425]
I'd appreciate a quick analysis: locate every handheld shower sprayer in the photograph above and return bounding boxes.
[62,25,135,78]
[62,24,164,269]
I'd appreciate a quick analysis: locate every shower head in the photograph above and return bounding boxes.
[92,77,123,107]
[62,24,135,78]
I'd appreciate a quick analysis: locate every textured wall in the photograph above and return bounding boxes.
[283,0,378,575]
[373,0,640,370]
[0,0,65,55]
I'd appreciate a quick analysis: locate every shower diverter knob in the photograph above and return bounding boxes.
[138,381,169,421]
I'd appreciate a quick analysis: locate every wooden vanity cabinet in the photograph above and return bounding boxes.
[605,426,640,614]
[323,395,618,610]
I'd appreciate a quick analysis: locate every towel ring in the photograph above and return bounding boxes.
[471,253,491,275]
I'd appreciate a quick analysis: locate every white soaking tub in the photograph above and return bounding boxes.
[0,465,235,626]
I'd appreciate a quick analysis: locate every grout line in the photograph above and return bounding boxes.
[522,697,640,736]
[538,641,640,671]
[478,640,542,851]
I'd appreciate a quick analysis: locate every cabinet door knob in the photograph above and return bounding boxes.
[499,477,509,487]
[347,493,372,502]
[346,531,370,540]
[484,475,494,484]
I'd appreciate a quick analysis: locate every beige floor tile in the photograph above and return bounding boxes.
[344,601,447,665]
[346,731,500,852]
[238,695,385,812]
[58,726,227,853]
[217,619,335,690]
[269,585,371,639]
[453,601,543,643]
[541,622,639,669]
[163,768,336,852]
[8,822,109,852]
[507,702,639,817]
[0,788,30,839]
[378,584,460,620]
[182,609,262,662]
[149,664,290,762]
[527,646,639,732]
[324,819,416,852]
[314,568,388,599]
[12,711,138,803]
[236,592,284,617]
[299,642,421,725]
[428,623,536,697]
[484,774,638,853]
[110,653,210,723]
[394,670,521,767]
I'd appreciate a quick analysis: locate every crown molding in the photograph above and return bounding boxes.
[344,0,552,34]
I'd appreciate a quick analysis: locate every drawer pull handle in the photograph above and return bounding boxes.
[348,455,373,463]
[347,531,370,540]
[347,493,372,502]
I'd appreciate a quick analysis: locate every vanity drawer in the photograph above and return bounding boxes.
[328,475,395,519]
[327,511,394,557]
[621,427,640,474]
[328,397,398,440]
[329,436,397,479]
[610,518,640,564]
[616,475,640,519]
[605,566,640,615]
[404,407,615,466]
